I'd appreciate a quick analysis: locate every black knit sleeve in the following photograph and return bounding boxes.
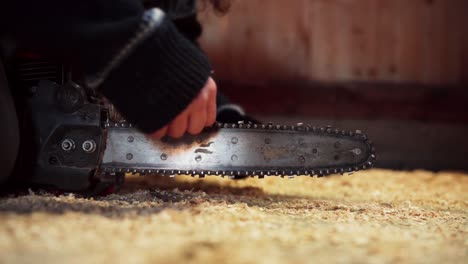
[1,0,212,134]
[93,10,212,133]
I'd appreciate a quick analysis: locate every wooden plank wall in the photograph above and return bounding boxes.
[199,0,468,85]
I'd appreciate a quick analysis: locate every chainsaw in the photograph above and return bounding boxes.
[11,60,375,194]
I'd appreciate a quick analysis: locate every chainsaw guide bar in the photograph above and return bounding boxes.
[100,121,376,178]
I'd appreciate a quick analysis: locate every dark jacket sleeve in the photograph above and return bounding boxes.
[0,0,212,133]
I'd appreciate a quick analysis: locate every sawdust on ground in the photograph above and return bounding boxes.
[0,169,467,264]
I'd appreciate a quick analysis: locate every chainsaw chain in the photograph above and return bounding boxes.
[100,121,376,178]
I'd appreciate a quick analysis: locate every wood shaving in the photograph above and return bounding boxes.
[0,169,466,264]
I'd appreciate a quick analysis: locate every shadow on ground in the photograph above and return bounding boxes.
[0,175,342,218]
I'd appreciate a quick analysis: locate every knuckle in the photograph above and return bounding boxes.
[209,80,217,91]
[188,126,203,135]
[152,133,163,140]
[170,133,183,139]
[168,126,184,139]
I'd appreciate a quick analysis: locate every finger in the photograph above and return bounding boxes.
[167,111,188,138]
[188,109,207,135]
[151,125,168,139]
[205,78,217,126]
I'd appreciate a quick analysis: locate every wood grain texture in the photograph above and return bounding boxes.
[199,0,468,85]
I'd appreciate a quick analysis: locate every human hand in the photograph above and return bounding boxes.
[151,77,217,139]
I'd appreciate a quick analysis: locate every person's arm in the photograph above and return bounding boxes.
[1,0,213,135]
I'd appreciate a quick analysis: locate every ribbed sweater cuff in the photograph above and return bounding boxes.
[97,15,211,133]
